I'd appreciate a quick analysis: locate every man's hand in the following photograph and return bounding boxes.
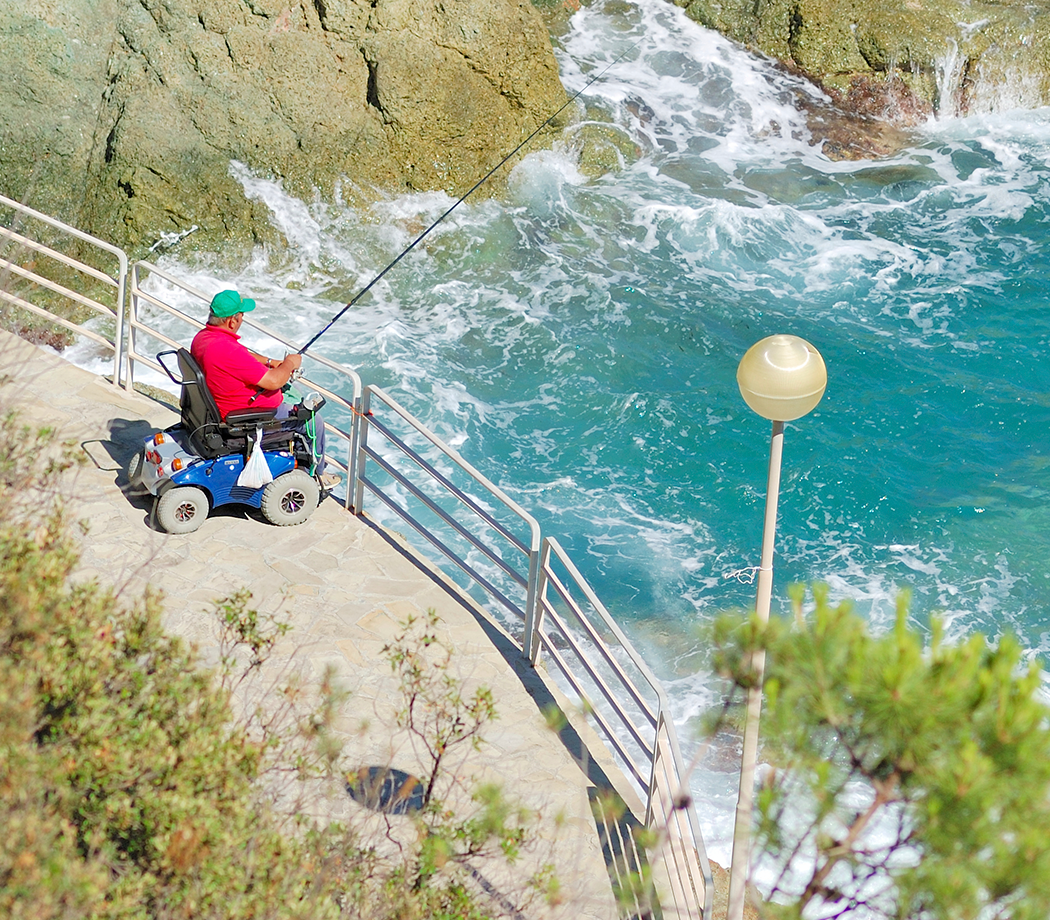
[258,352,302,391]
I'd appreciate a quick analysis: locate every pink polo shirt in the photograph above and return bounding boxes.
[190,324,283,419]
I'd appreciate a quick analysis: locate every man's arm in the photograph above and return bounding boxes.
[244,346,285,368]
[256,353,302,390]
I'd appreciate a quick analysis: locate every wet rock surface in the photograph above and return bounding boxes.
[674,0,1050,153]
[1,0,567,257]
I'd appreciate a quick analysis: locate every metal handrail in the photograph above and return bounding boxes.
[126,261,364,509]
[357,391,712,918]
[357,385,543,636]
[537,559,658,730]
[650,709,715,920]
[0,193,127,384]
[537,537,713,918]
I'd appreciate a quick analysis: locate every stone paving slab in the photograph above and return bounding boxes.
[0,330,622,920]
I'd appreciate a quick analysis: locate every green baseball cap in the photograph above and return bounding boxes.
[210,289,256,318]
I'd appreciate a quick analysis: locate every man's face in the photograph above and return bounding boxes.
[227,311,245,332]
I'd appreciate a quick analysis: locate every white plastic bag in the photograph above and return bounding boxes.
[237,425,274,489]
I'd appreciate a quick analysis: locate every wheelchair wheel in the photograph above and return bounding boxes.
[260,470,319,526]
[155,486,209,534]
[125,447,145,488]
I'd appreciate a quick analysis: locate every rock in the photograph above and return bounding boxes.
[1,0,568,258]
[568,121,646,178]
[676,0,1050,141]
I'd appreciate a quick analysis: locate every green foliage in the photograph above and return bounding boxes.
[0,417,345,920]
[707,583,1050,920]
[215,587,291,681]
[380,612,558,912]
[0,408,557,919]
[0,408,80,517]
[384,610,498,808]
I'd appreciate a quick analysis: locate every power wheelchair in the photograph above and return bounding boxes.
[126,348,327,534]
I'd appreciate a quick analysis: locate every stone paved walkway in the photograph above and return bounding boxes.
[0,329,622,919]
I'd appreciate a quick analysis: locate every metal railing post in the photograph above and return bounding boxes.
[523,538,550,665]
[125,265,139,392]
[112,253,128,387]
[353,387,371,515]
[344,397,358,511]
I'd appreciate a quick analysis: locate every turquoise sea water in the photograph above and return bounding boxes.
[105,0,1050,861]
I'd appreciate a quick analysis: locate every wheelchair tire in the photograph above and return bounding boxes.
[125,447,145,488]
[260,470,319,527]
[155,486,209,534]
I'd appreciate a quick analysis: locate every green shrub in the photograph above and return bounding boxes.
[707,584,1050,920]
[0,412,345,919]
[0,407,556,919]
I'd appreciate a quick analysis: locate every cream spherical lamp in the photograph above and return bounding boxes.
[726,334,827,920]
[736,334,827,422]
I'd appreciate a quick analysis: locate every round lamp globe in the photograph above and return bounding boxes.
[737,334,827,421]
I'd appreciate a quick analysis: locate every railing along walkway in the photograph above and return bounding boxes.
[1,194,714,920]
[0,193,126,384]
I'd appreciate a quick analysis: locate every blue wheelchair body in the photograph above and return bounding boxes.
[127,348,324,534]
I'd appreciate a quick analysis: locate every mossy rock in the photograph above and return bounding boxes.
[1,0,568,266]
[679,0,1050,128]
[569,122,644,178]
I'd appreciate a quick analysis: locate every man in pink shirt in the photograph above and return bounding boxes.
[191,289,332,480]
[191,289,301,417]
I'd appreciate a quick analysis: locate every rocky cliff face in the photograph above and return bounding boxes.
[675,0,1050,150]
[1,0,567,256]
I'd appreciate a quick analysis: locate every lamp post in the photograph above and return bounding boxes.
[726,334,827,920]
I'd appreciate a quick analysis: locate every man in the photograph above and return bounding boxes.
[191,289,335,482]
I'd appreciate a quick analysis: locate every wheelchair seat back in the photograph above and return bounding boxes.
[157,348,289,460]
[174,348,227,458]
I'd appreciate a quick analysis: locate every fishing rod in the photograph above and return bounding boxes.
[298,36,644,355]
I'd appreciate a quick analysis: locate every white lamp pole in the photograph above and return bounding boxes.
[726,334,827,920]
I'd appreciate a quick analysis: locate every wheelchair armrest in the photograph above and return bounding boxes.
[224,408,280,434]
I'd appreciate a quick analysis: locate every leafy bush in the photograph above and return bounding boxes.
[0,410,345,919]
[707,583,1050,920]
[0,407,556,919]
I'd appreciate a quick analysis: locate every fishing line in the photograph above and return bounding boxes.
[298,31,646,355]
